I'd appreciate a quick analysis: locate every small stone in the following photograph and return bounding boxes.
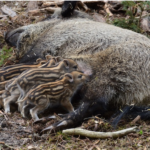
[1,5,17,18]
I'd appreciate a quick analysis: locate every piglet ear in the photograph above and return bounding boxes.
[55,56,63,63]
[36,58,42,64]
[63,59,69,69]
[65,73,73,82]
[59,75,65,80]
[51,57,57,63]
[45,55,52,61]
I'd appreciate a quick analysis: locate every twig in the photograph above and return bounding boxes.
[84,116,108,123]
[131,115,141,124]
[28,7,60,16]
[0,142,16,150]
[63,126,138,139]
[0,90,5,95]
[0,111,9,121]
[95,145,101,150]
[0,110,3,114]
[104,3,113,17]
[42,1,63,8]
[78,1,89,12]
[16,129,32,133]
[45,7,60,13]
[135,13,150,19]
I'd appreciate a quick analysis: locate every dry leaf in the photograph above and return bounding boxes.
[141,16,150,32]
[27,1,38,11]
[93,13,106,23]
[1,5,17,18]
[0,141,5,144]
[16,119,25,125]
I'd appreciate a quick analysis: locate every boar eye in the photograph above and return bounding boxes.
[78,74,82,78]
[73,65,77,69]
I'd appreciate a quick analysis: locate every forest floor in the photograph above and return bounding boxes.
[1,110,150,150]
[0,1,150,150]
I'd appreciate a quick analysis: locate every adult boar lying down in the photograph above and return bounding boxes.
[5,7,150,132]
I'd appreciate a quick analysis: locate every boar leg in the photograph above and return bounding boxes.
[110,105,131,128]
[41,98,107,133]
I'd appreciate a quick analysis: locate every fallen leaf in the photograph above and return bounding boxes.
[28,145,38,150]
[16,119,25,125]
[1,5,17,18]
[144,146,147,150]
[93,13,106,23]
[141,16,150,32]
[0,15,7,19]
[0,141,5,144]
[94,140,100,145]
[95,145,101,150]
[0,111,3,114]
[27,1,38,11]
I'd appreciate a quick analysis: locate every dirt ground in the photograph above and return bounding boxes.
[1,1,150,150]
[1,109,150,150]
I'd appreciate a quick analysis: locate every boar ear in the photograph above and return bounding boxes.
[55,56,63,63]
[45,55,52,61]
[63,59,69,69]
[65,73,73,82]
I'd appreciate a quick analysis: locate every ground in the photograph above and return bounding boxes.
[0,1,150,150]
[1,110,150,150]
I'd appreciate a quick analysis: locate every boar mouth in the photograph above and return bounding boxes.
[5,29,25,47]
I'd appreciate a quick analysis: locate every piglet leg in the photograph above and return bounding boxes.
[30,97,49,121]
[61,99,74,113]
[4,94,19,113]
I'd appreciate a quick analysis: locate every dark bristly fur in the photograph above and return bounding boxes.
[110,106,132,128]
[61,1,77,17]
[113,106,150,122]
[128,106,150,120]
